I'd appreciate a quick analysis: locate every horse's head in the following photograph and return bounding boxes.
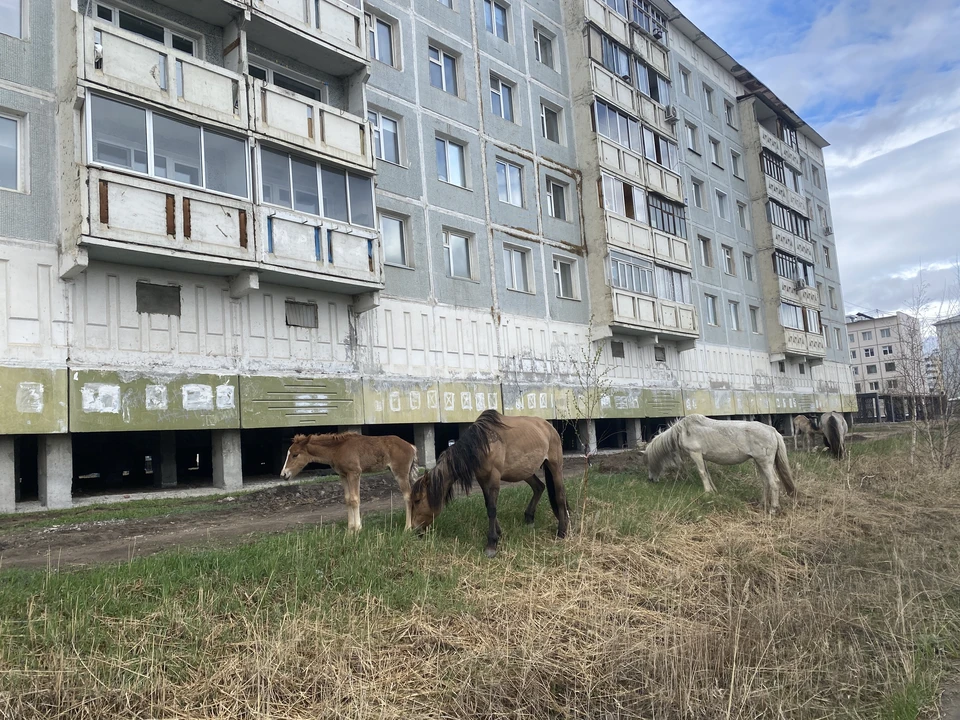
[280,434,311,480]
[409,469,439,534]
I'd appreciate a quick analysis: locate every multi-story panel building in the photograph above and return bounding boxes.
[0,0,854,512]
[845,312,921,396]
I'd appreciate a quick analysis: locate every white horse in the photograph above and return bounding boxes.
[641,415,796,514]
[820,411,848,460]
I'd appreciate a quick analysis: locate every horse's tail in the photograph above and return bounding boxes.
[775,433,796,496]
[823,414,844,459]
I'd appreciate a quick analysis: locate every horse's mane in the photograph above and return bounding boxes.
[298,431,360,445]
[644,416,684,474]
[418,409,506,510]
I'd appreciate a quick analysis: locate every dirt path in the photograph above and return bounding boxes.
[0,475,407,570]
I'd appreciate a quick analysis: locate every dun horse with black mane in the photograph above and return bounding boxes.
[642,414,796,514]
[820,411,848,459]
[409,410,569,558]
[280,432,419,532]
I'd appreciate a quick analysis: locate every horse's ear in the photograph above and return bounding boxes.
[292,433,306,443]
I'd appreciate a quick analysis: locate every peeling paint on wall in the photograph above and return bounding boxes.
[81,383,121,414]
[145,385,168,411]
[15,382,44,414]
[216,384,235,410]
[182,384,214,411]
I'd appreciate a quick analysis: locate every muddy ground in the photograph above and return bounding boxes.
[0,474,406,570]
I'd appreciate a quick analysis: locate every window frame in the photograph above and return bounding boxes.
[749,305,762,334]
[443,228,474,279]
[428,44,459,96]
[743,252,754,281]
[366,13,396,67]
[379,212,410,268]
[496,159,523,206]
[610,251,654,297]
[737,201,748,229]
[728,300,741,331]
[704,293,719,326]
[730,150,743,179]
[698,236,713,268]
[691,178,703,209]
[683,121,699,154]
[0,0,22,38]
[546,176,568,221]
[708,136,722,167]
[248,59,328,103]
[483,0,509,41]
[702,83,715,114]
[724,100,737,128]
[490,74,515,122]
[553,256,579,300]
[503,243,533,293]
[533,25,555,69]
[0,111,23,192]
[721,244,735,276]
[95,2,201,58]
[540,100,562,143]
[601,172,646,222]
[679,66,691,97]
[435,136,467,188]
[715,189,728,219]
[367,109,401,166]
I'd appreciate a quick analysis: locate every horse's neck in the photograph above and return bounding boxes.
[305,439,337,464]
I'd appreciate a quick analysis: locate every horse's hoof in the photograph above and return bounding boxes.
[484,547,498,559]
[556,529,567,539]
[523,514,535,525]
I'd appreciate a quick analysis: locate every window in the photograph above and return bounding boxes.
[285,301,319,328]
[602,173,645,221]
[610,252,654,295]
[880,328,891,339]
[828,286,837,309]
[438,0,453,7]
[709,137,722,166]
[818,205,828,227]
[779,361,786,373]
[0,114,17,190]
[654,346,667,362]
[835,327,843,348]
[541,102,561,142]
[704,294,719,326]
[503,245,531,292]
[368,110,400,165]
[698,236,713,267]
[96,4,197,56]
[862,330,873,341]
[731,151,742,178]
[777,118,799,152]
[90,95,248,197]
[743,253,754,281]
[1,0,20,37]
[554,258,578,299]
[435,137,466,187]
[848,333,854,343]
[490,75,514,121]
[496,160,523,206]
[805,308,821,335]
[380,214,407,266]
[767,199,810,239]
[367,15,394,66]
[484,0,509,41]
[635,60,670,105]
[737,201,748,229]
[816,281,824,304]
[824,246,832,268]
[679,67,691,96]
[702,84,714,114]
[864,347,875,358]
[779,302,803,330]
[882,344,894,355]
[760,151,786,184]
[641,126,679,171]
[867,364,878,375]
[812,165,822,189]
[632,0,667,38]
[691,178,703,208]
[249,62,326,102]
[546,177,567,220]
[647,194,687,237]
[594,100,641,152]
[855,383,862,392]
[728,301,741,331]
[885,362,896,372]
[533,26,554,68]
[600,36,630,78]
[724,100,736,128]
[260,147,373,226]
[774,251,799,281]
[655,266,692,304]
[869,381,880,390]
[136,282,181,316]
[715,190,728,219]
[721,245,735,275]
[852,349,860,359]
[429,46,458,95]
[852,367,859,375]
[443,230,472,278]
[749,306,761,334]
[684,121,699,153]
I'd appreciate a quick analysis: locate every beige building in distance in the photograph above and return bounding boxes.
[846,312,923,419]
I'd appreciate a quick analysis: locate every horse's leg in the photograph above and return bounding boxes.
[390,460,413,531]
[757,459,780,515]
[479,474,502,558]
[340,472,362,532]
[688,451,715,493]
[544,457,569,539]
[523,475,545,525]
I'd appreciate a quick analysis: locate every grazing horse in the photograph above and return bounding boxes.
[793,415,820,451]
[641,414,796,514]
[820,411,848,460]
[280,432,419,532]
[409,410,569,558]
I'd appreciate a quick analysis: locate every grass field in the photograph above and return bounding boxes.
[1,436,959,719]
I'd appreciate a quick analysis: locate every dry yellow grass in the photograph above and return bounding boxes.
[2,437,959,719]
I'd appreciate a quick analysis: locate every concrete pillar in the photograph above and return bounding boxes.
[38,435,72,510]
[844,411,854,429]
[339,425,363,434]
[156,431,178,489]
[0,437,15,513]
[414,424,436,469]
[212,430,243,491]
[782,414,795,437]
[578,419,598,454]
[625,418,643,449]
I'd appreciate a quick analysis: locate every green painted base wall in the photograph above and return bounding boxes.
[0,367,68,434]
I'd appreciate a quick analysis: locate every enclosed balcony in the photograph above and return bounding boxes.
[81,17,245,130]
[609,254,698,339]
[247,0,366,77]
[585,0,630,46]
[250,80,373,171]
[605,212,690,269]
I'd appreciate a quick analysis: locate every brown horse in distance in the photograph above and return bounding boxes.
[280,432,419,532]
[409,410,569,558]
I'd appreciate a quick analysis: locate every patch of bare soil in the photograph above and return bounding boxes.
[0,473,405,570]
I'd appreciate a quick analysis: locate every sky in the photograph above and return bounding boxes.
[678,0,960,322]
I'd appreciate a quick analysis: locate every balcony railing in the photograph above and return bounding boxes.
[585,0,630,45]
[644,159,683,203]
[631,32,669,77]
[591,64,637,114]
[782,328,826,357]
[798,285,820,308]
[612,289,698,337]
[637,93,676,139]
[598,138,645,186]
[251,0,364,64]
[250,80,372,171]
[605,212,690,269]
[83,20,246,130]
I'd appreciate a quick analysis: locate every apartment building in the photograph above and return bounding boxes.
[0,0,854,512]
[934,315,960,399]
[845,312,922,395]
